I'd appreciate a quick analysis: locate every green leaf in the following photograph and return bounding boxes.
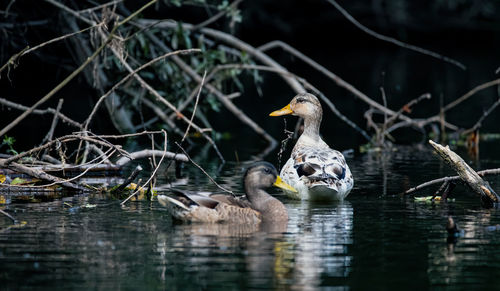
[11,177,28,185]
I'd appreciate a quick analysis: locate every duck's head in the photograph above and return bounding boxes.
[243,161,297,197]
[269,93,322,119]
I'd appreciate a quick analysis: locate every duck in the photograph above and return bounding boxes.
[157,161,297,223]
[269,92,353,201]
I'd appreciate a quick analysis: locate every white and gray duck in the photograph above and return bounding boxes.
[269,93,354,201]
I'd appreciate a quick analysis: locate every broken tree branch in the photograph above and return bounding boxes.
[402,168,500,196]
[429,140,500,204]
[115,149,188,166]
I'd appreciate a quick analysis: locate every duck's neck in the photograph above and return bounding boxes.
[297,112,325,148]
[245,187,272,212]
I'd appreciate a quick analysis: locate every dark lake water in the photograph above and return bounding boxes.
[1,144,500,290]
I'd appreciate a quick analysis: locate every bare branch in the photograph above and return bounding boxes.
[0,0,158,137]
[326,0,466,70]
[443,78,500,112]
[0,98,82,128]
[115,149,188,166]
[175,142,234,196]
[192,0,244,31]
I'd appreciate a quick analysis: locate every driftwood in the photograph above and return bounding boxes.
[429,140,500,204]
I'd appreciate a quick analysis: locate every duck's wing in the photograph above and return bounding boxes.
[210,194,252,208]
[158,189,260,223]
[168,188,220,209]
[158,189,222,222]
[291,147,353,193]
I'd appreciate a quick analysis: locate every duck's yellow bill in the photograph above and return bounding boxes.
[273,175,297,192]
[269,104,293,116]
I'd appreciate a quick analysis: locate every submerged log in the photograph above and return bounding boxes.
[429,140,500,204]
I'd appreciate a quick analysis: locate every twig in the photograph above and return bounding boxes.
[192,0,244,31]
[175,142,234,196]
[121,130,168,205]
[0,0,158,137]
[77,0,124,14]
[113,165,143,193]
[15,148,117,188]
[41,99,64,145]
[140,97,187,137]
[385,115,459,135]
[0,98,82,128]
[88,144,112,164]
[164,71,208,172]
[21,23,103,57]
[385,93,431,128]
[0,209,17,223]
[0,46,29,77]
[4,134,122,165]
[462,97,500,136]
[326,0,466,70]
[83,130,165,139]
[181,71,206,143]
[443,78,500,113]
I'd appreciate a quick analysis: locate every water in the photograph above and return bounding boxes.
[1,145,500,290]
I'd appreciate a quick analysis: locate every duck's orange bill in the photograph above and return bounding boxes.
[269,104,293,116]
[273,175,297,192]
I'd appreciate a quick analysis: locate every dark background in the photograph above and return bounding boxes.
[1,0,499,154]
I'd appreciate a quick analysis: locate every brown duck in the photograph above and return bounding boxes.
[157,161,296,223]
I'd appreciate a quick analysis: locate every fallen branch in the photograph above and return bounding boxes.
[115,149,188,166]
[429,140,500,204]
[5,134,123,165]
[402,168,500,196]
[0,159,84,190]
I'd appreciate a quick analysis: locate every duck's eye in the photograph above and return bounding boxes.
[263,168,271,174]
[296,98,306,103]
